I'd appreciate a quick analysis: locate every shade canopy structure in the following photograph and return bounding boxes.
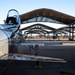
[21,23,55,30]
[20,8,75,40]
[21,23,56,34]
[21,23,68,35]
[20,8,75,25]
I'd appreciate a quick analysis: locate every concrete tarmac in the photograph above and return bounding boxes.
[0,60,75,75]
[19,45,75,62]
[1,41,75,75]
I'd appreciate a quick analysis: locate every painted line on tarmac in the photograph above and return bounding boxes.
[0,60,13,75]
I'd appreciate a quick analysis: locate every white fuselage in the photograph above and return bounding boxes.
[0,30,9,57]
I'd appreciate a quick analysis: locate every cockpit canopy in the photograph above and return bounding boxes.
[5,9,21,25]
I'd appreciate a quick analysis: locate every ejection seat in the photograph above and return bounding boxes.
[5,17,18,25]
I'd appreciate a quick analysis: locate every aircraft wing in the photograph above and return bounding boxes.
[20,41,62,46]
[0,54,66,63]
[19,41,75,46]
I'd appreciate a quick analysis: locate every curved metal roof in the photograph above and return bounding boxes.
[21,23,56,34]
[20,23,71,34]
[20,8,75,25]
[21,23,56,31]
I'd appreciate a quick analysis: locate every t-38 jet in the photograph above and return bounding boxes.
[0,9,66,63]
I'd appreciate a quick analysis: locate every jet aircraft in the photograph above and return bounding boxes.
[0,9,66,63]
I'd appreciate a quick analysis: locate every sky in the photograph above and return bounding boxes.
[0,0,75,28]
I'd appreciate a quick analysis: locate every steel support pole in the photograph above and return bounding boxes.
[72,25,74,40]
[69,25,71,40]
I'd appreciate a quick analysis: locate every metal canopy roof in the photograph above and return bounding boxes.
[21,23,56,34]
[20,8,75,25]
[21,23,56,31]
[20,23,67,34]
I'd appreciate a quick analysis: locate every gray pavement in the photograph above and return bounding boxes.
[0,60,75,75]
[19,45,75,62]
[1,41,75,75]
